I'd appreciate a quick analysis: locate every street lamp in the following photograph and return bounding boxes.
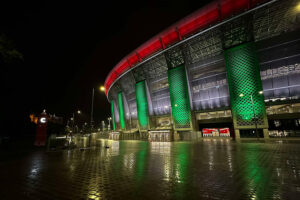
[296,2,300,12]
[90,86,106,130]
[239,91,264,139]
[91,88,95,129]
[108,117,112,131]
[71,110,81,133]
[99,86,105,92]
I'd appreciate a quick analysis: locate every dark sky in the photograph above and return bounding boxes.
[1,0,212,133]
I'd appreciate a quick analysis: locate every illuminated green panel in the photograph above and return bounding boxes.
[135,80,149,130]
[118,92,126,130]
[225,42,267,128]
[111,100,116,130]
[168,65,191,129]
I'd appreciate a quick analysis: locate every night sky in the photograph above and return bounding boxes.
[1,0,211,135]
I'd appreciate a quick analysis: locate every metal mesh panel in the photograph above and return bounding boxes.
[111,100,116,130]
[222,15,253,49]
[165,46,185,69]
[168,65,192,129]
[118,92,126,130]
[135,80,149,130]
[253,0,300,42]
[132,54,168,82]
[184,29,223,65]
[225,42,267,128]
[118,73,135,96]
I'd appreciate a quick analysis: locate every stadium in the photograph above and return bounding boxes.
[104,0,300,140]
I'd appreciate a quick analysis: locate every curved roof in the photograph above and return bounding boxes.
[104,0,271,96]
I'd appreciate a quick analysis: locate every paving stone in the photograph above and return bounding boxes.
[1,140,300,199]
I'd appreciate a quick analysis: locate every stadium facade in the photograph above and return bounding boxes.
[104,0,300,140]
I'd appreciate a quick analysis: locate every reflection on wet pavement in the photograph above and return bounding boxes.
[1,139,300,199]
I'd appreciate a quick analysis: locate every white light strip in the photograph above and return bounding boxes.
[149,130,170,133]
[263,84,300,91]
[56,136,69,139]
[191,72,227,82]
[151,76,168,84]
[192,83,227,91]
[192,95,229,102]
[189,58,224,71]
[260,54,300,65]
[154,108,170,111]
[153,96,170,101]
[152,86,169,94]
[257,38,300,52]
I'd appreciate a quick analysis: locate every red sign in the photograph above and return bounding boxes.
[219,128,229,133]
[219,128,230,136]
[202,128,230,137]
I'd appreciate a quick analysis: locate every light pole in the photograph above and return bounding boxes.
[71,110,81,133]
[239,91,263,139]
[91,88,95,129]
[250,94,259,139]
[71,113,75,134]
[89,86,106,132]
[108,117,112,131]
[69,110,81,144]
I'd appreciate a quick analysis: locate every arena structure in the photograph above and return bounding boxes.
[104,0,300,140]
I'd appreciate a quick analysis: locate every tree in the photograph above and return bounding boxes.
[0,33,23,64]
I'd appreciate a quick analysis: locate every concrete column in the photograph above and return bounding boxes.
[111,100,116,131]
[235,129,241,140]
[173,131,180,141]
[263,128,270,139]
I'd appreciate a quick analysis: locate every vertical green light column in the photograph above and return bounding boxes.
[135,80,149,130]
[111,100,116,130]
[168,65,192,129]
[225,42,268,128]
[118,92,126,130]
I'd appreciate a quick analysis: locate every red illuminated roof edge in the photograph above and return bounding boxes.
[104,0,273,96]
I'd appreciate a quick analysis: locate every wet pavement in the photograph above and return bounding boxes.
[1,139,300,200]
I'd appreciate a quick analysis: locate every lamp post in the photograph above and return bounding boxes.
[91,88,95,129]
[69,110,81,145]
[71,110,81,133]
[250,94,259,139]
[71,113,75,134]
[108,117,112,131]
[90,86,106,132]
[239,91,263,139]
[99,86,107,131]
